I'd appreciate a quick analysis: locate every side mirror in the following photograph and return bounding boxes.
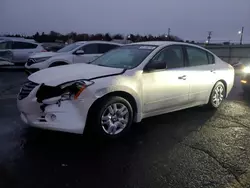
[74,49,85,55]
[144,60,166,72]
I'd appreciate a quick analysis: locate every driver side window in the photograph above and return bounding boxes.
[82,44,98,54]
[152,45,184,69]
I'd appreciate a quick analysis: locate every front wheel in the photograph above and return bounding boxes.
[207,81,226,108]
[91,96,134,138]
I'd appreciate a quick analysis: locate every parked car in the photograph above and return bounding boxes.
[0,38,46,65]
[240,64,250,92]
[25,41,122,74]
[232,62,245,75]
[17,41,234,138]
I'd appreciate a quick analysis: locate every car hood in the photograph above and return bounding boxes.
[28,63,124,86]
[30,51,67,58]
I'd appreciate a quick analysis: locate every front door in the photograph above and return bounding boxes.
[11,41,37,64]
[142,45,190,114]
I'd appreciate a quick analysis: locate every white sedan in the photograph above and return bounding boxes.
[17,41,234,138]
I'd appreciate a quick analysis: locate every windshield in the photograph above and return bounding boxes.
[91,45,157,69]
[57,43,82,53]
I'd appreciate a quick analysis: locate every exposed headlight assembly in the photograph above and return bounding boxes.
[36,80,94,103]
[59,80,94,100]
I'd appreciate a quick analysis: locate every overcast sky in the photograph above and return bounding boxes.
[1,0,250,42]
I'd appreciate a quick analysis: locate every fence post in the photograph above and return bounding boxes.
[228,45,232,64]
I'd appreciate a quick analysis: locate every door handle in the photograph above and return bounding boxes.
[178,75,187,80]
[210,69,216,73]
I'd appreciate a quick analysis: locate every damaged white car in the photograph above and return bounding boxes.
[17,42,234,138]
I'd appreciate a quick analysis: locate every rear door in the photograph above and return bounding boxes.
[12,42,38,64]
[184,45,217,104]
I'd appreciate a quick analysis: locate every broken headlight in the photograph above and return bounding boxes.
[59,80,94,100]
[36,80,94,103]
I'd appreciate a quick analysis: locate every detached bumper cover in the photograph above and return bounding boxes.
[19,100,86,134]
[17,84,91,134]
[18,97,87,134]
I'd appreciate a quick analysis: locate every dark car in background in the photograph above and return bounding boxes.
[241,64,250,92]
[41,43,65,52]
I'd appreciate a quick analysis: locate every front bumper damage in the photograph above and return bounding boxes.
[17,82,92,134]
[19,100,86,134]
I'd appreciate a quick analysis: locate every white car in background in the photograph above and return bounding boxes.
[25,41,122,74]
[0,38,46,65]
[17,41,234,138]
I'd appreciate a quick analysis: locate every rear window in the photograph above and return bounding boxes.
[12,42,37,49]
[57,43,82,53]
[207,52,215,64]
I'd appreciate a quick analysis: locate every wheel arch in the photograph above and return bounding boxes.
[217,79,227,96]
[86,91,140,127]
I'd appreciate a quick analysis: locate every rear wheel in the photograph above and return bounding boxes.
[91,96,134,139]
[207,81,226,108]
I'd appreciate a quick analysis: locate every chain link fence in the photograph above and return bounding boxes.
[204,45,250,65]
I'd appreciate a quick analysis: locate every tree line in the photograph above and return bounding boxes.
[4,31,197,44]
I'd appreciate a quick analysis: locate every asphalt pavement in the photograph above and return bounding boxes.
[1,72,250,188]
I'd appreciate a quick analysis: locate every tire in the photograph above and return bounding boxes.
[207,81,226,109]
[90,96,134,139]
[49,62,67,67]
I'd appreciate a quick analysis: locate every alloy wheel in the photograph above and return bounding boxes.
[101,103,129,135]
[212,85,225,107]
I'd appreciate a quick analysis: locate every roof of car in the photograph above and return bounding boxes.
[75,41,123,45]
[129,41,212,52]
[0,37,38,44]
[130,41,192,46]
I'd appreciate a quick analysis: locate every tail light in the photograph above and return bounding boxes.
[41,49,47,52]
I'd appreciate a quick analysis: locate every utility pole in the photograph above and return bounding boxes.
[239,26,244,45]
[168,28,171,37]
[207,31,212,44]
